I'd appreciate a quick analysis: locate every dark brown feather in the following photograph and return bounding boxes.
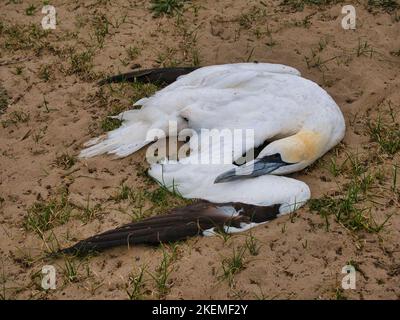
[97,67,200,86]
[60,201,280,255]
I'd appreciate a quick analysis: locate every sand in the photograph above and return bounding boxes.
[0,0,399,299]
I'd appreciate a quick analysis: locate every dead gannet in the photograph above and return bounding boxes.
[62,63,345,253]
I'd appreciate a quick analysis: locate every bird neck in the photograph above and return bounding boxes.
[280,129,326,164]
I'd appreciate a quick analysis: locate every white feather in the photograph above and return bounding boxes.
[80,63,344,229]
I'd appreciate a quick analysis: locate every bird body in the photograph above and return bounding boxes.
[149,162,310,214]
[81,63,345,166]
[64,63,345,253]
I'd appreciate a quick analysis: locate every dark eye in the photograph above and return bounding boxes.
[271,153,281,161]
[260,153,294,165]
[261,153,285,163]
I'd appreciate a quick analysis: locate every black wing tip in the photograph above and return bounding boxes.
[97,66,201,85]
[57,243,99,256]
[97,78,108,86]
[97,74,135,86]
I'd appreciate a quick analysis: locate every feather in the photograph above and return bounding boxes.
[82,63,344,161]
[97,67,200,85]
[60,201,280,254]
[72,63,345,251]
[79,121,153,158]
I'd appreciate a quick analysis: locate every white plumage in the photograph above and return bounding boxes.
[80,62,345,231]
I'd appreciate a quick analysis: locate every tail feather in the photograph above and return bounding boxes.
[79,121,152,158]
[82,66,200,158]
[60,201,280,255]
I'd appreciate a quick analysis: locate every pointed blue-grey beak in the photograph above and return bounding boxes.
[214,153,291,183]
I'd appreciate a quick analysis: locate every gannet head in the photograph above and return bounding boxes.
[215,130,329,183]
[258,130,326,174]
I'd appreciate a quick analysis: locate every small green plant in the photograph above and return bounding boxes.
[391,49,400,56]
[114,187,146,222]
[24,189,72,235]
[91,13,109,47]
[55,153,76,170]
[317,151,389,232]
[126,46,141,61]
[335,287,347,300]
[214,228,232,243]
[11,110,30,123]
[106,82,158,108]
[39,230,62,255]
[309,178,391,233]
[68,50,95,81]
[0,259,6,300]
[12,247,35,269]
[1,23,49,52]
[245,233,261,256]
[146,187,170,206]
[14,66,24,75]
[79,195,102,223]
[355,39,374,58]
[38,64,51,81]
[304,43,332,72]
[328,157,343,177]
[1,110,30,128]
[253,284,268,300]
[175,17,201,66]
[32,128,45,144]
[130,206,146,222]
[148,245,177,297]
[111,184,134,202]
[368,0,399,12]
[344,152,368,177]
[392,165,398,192]
[101,117,122,132]
[150,0,186,17]
[0,85,9,115]
[238,6,267,30]
[126,266,147,300]
[280,0,341,12]
[367,103,400,155]
[62,257,79,283]
[220,246,246,285]
[155,47,181,67]
[25,5,37,16]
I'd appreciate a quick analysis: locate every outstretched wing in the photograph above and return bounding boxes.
[60,201,280,254]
